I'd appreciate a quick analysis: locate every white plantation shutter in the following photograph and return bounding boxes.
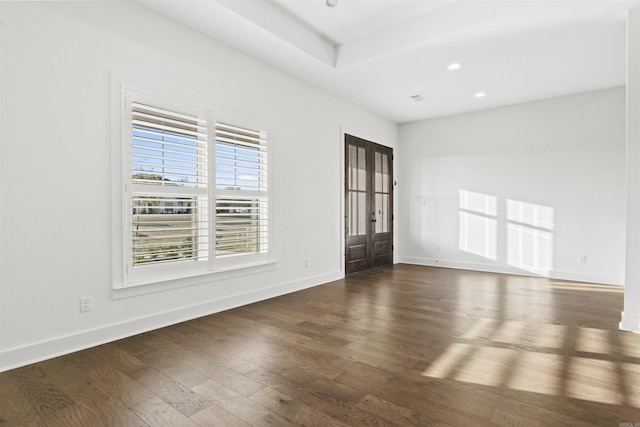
[129,99,210,268]
[215,122,269,258]
[131,102,208,188]
[123,90,271,286]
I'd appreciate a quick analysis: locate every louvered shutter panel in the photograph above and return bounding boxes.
[215,122,269,258]
[130,101,209,267]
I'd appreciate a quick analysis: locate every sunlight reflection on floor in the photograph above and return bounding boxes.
[456,346,514,387]
[422,320,640,408]
[509,352,563,396]
[490,320,528,344]
[575,327,613,354]
[525,323,567,349]
[566,357,623,406]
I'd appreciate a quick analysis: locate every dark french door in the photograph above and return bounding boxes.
[345,134,393,274]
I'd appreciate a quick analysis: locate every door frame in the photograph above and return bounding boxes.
[340,130,395,274]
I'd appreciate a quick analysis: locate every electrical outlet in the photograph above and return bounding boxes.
[80,296,92,313]
[579,255,587,264]
[305,258,311,268]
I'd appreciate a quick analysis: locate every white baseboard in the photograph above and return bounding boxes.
[400,256,521,276]
[547,270,622,286]
[0,271,343,373]
[620,311,640,334]
[398,257,622,286]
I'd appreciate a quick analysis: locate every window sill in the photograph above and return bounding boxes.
[112,260,277,300]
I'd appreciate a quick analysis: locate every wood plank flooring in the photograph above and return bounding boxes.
[2,264,640,426]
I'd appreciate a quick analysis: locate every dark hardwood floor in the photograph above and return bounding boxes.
[2,264,640,426]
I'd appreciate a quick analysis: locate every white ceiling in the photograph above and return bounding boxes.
[137,0,635,123]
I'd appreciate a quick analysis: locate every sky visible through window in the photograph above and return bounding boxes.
[132,124,202,186]
[132,124,262,190]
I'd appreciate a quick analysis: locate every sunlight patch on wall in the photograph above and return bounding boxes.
[506,199,554,276]
[459,190,497,260]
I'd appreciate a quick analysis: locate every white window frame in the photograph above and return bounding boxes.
[116,88,272,289]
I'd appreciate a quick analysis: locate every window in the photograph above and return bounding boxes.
[214,122,269,258]
[122,90,270,286]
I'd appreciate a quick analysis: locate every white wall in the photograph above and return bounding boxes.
[0,2,398,371]
[398,87,626,285]
[622,4,640,333]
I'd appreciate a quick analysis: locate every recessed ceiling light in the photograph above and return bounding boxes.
[326,0,338,7]
[447,63,462,71]
[410,94,425,102]
[474,92,486,98]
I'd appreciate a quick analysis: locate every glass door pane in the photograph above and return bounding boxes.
[374,152,390,234]
[347,142,367,237]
